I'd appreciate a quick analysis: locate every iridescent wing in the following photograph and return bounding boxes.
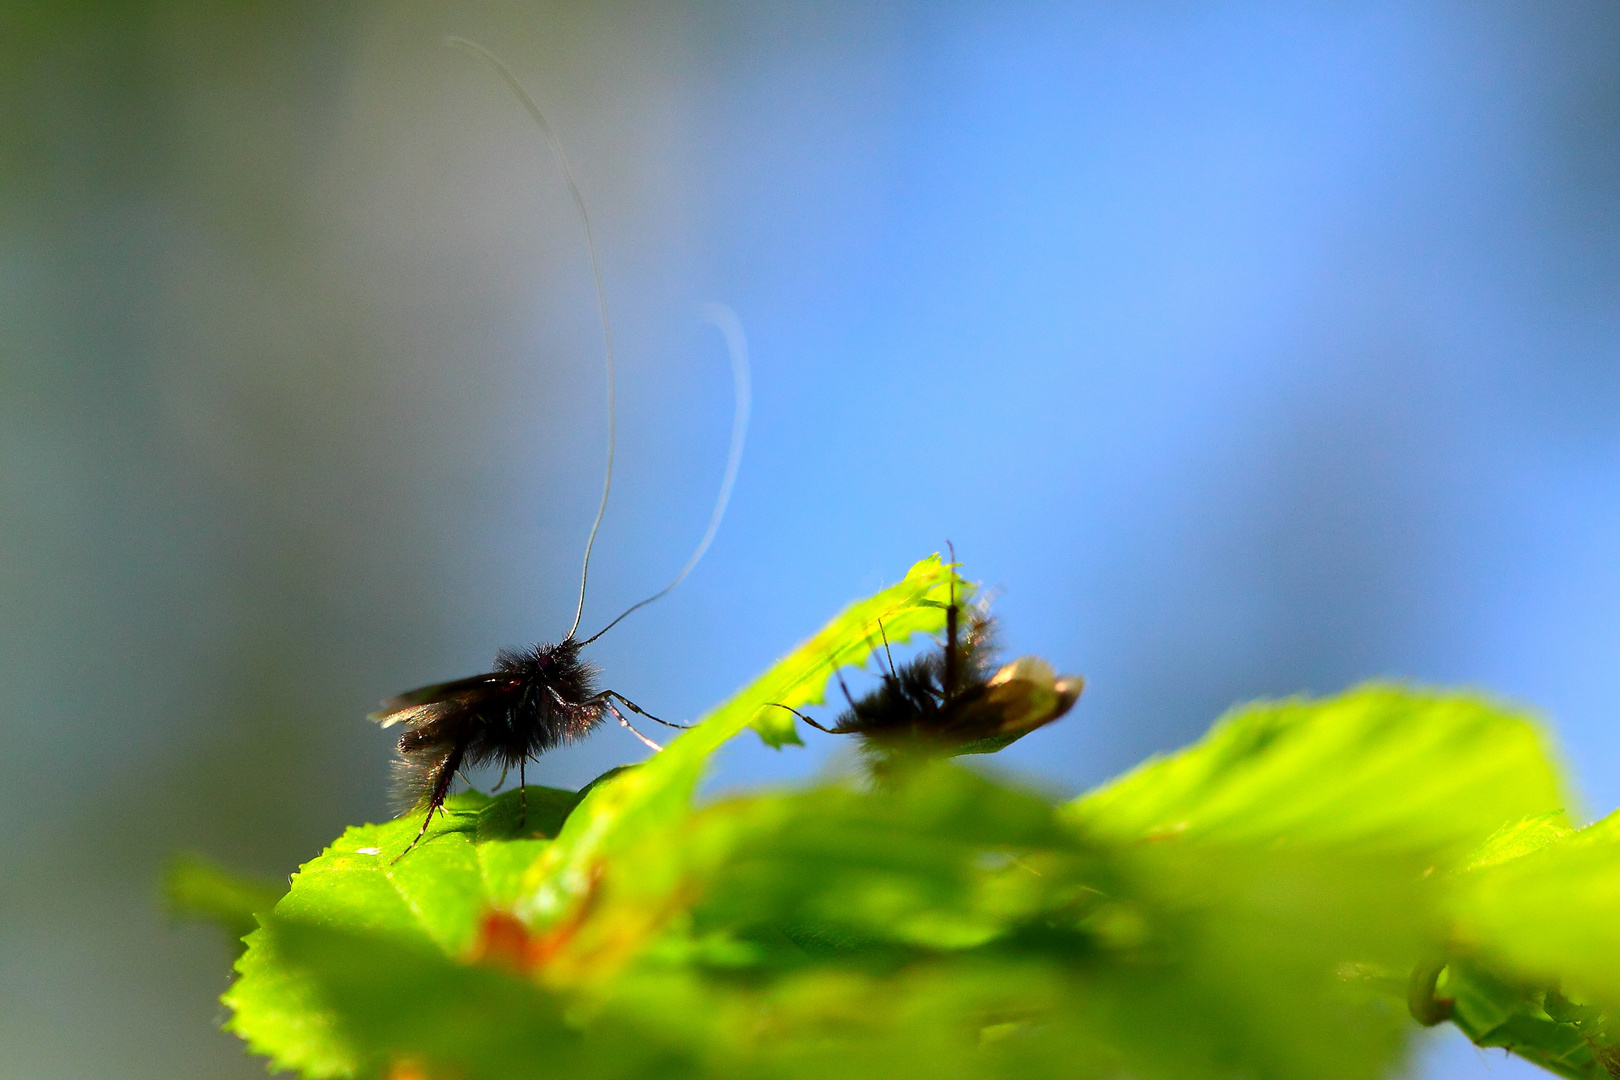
[368,672,513,726]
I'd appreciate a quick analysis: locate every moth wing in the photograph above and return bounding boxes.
[370,701,450,730]
[948,657,1083,755]
[368,672,510,726]
[983,656,1083,728]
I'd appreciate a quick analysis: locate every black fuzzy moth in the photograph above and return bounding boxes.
[776,548,1082,776]
[371,39,750,861]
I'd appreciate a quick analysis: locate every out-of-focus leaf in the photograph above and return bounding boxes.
[1416,813,1620,1079]
[1069,684,1568,855]
[163,853,286,946]
[223,786,574,1078]
[518,554,966,925]
[564,764,1440,1080]
[268,914,1106,1080]
[268,764,1446,1080]
[1453,810,1620,1011]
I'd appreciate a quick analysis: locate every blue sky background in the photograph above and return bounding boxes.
[3,3,1618,1076]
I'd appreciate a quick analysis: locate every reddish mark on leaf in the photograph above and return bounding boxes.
[466,865,606,975]
[386,1057,429,1080]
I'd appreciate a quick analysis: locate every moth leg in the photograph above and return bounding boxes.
[765,702,838,734]
[834,664,860,711]
[601,689,690,730]
[877,619,897,676]
[394,806,439,865]
[519,757,527,828]
[491,762,509,792]
[600,698,663,752]
[393,739,467,864]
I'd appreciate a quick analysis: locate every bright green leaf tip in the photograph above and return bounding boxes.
[741,551,971,747]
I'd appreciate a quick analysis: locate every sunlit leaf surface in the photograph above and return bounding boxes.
[1069,685,1568,855]
[224,787,575,1076]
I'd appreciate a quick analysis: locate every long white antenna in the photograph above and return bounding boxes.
[579,303,751,646]
[445,36,615,642]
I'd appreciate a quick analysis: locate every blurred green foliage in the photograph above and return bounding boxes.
[163,853,287,946]
[189,557,1620,1079]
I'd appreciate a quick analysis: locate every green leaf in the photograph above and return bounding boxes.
[223,786,576,1078]
[1410,808,1620,1077]
[1460,813,1574,871]
[258,919,671,1080]
[1060,685,1593,1080]
[1437,959,1612,1080]
[259,764,1448,1080]
[1068,684,1568,855]
[163,853,286,946]
[218,571,1602,1080]
[745,552,970,747]
[583,766,1441,1080]
[225,914,359,1079]
[222,556,964,1076]
[1453,809,1620,1011]
[518,553,965,925]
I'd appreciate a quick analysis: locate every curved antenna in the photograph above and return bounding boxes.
[579,303,751,646]
[445,36,617,642]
